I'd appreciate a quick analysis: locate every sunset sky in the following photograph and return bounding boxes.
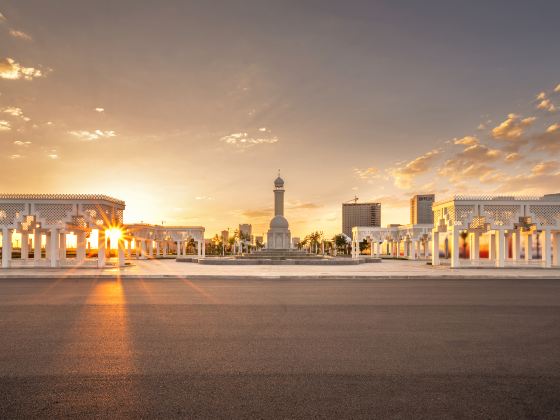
[1,1,560,238]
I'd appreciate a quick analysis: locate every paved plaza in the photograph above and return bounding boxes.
[1,258,560,280]
[1,274,560,418]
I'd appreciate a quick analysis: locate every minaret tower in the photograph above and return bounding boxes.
[267,171,291,249]
[274,170,285,216]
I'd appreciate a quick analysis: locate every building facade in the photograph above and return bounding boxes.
[342,202,381,237]
[410,194,435,224]
[432,195,560,268]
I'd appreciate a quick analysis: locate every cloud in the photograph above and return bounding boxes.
[1,106,30,121]
[0,57,45,80]
[69,129,117,141]
[9,29,32,41]
[95,107,105,113]
[0,120,11,131]
[13,140,31,147]
[353,167,381,180]
[195,196,213,200]
[504,152,521,163]
[555,84,560,93]
[389,149,441,189]
[536,99,557,113]
[258,127,268,132]
[438,136,502,184]
[220,131,278,148]
[288,202,322,210]
[536,92,547,100]
[491,113,536,141]
[9,154,22,159]
[47,150,59,159]
[0,12,6,22]
[531,126,560,154]
[242,208,273,218]
[496,161,560,193]
[546,123,559,133]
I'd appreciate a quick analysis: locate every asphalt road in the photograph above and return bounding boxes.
[1,277,559,418]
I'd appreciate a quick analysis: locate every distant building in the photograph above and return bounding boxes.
[239,224,252,242]
[221,230,229,243]
[410,194,435,225]
[292,237,300,248]
[342,202,381,237]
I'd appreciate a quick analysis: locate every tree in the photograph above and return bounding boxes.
[333,234,349,255]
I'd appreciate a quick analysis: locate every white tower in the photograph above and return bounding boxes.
[267,172,291,249]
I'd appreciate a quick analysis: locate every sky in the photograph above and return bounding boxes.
[1,1,560,238]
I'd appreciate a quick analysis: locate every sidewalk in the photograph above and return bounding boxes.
[1,259,559,279]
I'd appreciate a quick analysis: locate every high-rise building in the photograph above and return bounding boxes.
[239,223,252,242]
[221,230,229,243]
[410,194,435,224]
[342,202,381,237]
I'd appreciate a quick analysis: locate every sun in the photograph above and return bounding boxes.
[106,227,123,247]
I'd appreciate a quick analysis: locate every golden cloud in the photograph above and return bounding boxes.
[9,29,32,41]
[491,113,536,141]
[0,57,45,80]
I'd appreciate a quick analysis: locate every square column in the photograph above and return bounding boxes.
[488,233,496,261]
[525,233,533,262]
[512,230,521,263]
[495,230,505,268]
[126,240,132,259]
[163,242,167,257]
[197,241,202,257]
[2,228,12,268]
[49,228,59,268]
[202,241,206,257]
[542,229,552,268]
[76,231,86,263]
[118,237,125,267]
[21,232,29,260]
[155,241,160,257]
[553,232,560,267]
[431,230,440,266]
[98,229,106,268]
[470,232,479,261]
[34,229,42,263]
[410,239,417,260]
[450,228,460,268]
[140,240,147,259]
[59,232,67,263]
[176,241,181,257]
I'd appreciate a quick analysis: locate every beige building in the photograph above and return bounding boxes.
[410,194,435,225]
[342,202,381,237]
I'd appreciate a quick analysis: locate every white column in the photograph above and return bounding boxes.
[197,240,201,257]
[512,230,521,263]
[183,241,187,256]
[542,229,552,268]
[155,241,160,258]
[34,229,42,263]
[202,241,206,257]
[553,232,560,267]
[176,241,181,256]
[45,233,51,260]
[76,231,86,263]
[431,230,440,266]
[148,240,153,257]
[470,232,480,262]
[489,233,496,261]
[412,239,418,260]
[525,233,533,262]
[118,237,125,267]
[126,240,132,259]
[59,232,67,263]
[140,240,147,259]
[97,229,106,268]
[49,228,59,268]
[21,232,29,260]
[450,228,460,268]
[163,242,167,257]
[495,230,505,268]
[2,228,12,268]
